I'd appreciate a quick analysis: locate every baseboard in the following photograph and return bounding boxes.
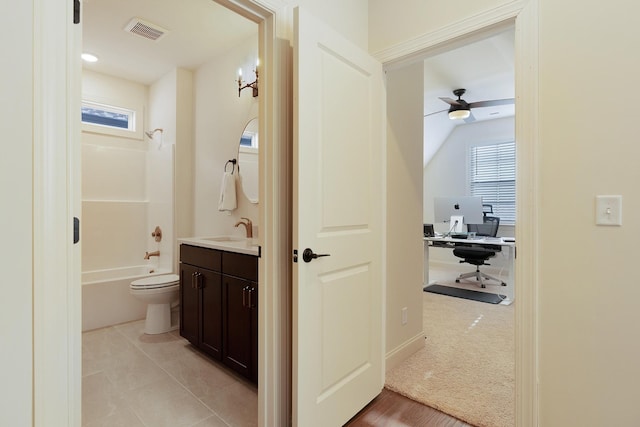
[385,332,425,372]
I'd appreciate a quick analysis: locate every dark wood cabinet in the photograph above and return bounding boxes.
[179,245,223,360]
[180,244,258,382]
[222,251,258,383]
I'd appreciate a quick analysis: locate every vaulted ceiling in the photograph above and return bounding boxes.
[422,29,515,166]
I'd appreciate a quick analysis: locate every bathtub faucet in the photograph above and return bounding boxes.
[144,250,160,260]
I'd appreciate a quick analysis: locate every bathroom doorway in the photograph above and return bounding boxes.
[79,0,285,425]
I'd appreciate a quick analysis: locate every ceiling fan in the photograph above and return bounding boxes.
[427,88,515,123]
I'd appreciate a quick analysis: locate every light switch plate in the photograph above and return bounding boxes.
[595,195,622,226]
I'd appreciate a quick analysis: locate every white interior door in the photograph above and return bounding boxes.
[292,7,385,426]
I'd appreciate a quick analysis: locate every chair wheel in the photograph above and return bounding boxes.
[481,284,486,288]
[501,282,506,286]
[455,279,460,283]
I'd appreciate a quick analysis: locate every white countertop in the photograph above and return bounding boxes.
[178,236,260,256]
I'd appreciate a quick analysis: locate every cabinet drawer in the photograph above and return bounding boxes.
[180,244,222,271]
[222,251,258,281]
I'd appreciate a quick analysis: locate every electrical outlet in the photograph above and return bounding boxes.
[401,307,408,325]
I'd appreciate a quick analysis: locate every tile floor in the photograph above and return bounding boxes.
[82,320,257,427]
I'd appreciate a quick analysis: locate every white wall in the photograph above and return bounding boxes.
[370,1,640,425]
[537,2,640,425]
[0,1,33,424]
[368,0,512,55]
[385,63,425,368]
[295,0,368,50]
[424,117,515,267]
[193,34,260,238]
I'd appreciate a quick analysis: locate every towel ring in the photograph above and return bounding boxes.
[225,159,237,173]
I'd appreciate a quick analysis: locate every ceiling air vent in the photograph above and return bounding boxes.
[124,18,168,41]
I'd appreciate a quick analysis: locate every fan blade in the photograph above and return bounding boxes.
[439,97,461,106]
[424,108,449,117]
[463,111,476,123]
[468,98,515,109]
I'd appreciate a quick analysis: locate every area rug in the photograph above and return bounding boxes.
[424,284,506,304]
[385,291,514,427]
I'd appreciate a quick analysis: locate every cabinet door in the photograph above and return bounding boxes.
[222,275,255,379]
[199,268,222,360]
[179,263,199,345]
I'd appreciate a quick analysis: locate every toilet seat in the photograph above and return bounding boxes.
[130,274,180,290]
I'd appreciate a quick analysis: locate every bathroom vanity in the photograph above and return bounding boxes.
[178,238,258,383]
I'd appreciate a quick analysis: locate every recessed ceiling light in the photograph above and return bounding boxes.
[81,53,98,63]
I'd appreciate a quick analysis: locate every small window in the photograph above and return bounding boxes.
[468,141,516,224]
[81,101,138,137]
[81,101,135,130]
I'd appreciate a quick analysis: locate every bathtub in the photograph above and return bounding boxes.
[82,265,172,331]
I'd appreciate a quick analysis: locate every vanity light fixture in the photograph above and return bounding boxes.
[237,60,259,97]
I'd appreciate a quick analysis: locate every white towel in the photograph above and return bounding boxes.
[218,171,237,211]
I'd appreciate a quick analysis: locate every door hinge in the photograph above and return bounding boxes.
[73,0,80,24]
[73,217,80,244]
[293,249,298,263]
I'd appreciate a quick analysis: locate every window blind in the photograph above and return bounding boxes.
[468,141,516,224]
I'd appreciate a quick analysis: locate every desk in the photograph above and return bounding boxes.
[424,236,516,305]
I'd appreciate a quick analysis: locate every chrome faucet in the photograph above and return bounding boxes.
[144,250,160,260]
[234,217,253,238]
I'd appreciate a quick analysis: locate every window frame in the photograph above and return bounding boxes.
[81,98,143,140]
[466,139,516,225]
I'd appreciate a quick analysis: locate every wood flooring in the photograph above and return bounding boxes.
[344,388,472,427]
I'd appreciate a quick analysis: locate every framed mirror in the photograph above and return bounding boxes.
[238,117,258,203]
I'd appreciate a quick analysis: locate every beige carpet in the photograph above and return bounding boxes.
[385,285,514,427]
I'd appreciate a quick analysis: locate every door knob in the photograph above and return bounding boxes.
[302,248,331,263]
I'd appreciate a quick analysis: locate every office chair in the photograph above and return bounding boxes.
[452,216,506,288]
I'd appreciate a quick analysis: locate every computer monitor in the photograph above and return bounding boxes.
[433,196,484,231]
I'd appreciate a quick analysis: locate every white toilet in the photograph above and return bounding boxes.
[129,274,180,334]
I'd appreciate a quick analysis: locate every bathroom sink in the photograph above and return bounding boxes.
[201,236,247,242]
[178,235,259,256]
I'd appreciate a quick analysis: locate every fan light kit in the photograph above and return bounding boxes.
[436,88,515,122]
[449,109,470,120]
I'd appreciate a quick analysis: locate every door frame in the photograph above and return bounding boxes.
[215,2,292,425]
[375,1,539,425]
[35,0,292,425]
[32,0,82,424]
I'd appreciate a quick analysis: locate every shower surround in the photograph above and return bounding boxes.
[81,70,178,331]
